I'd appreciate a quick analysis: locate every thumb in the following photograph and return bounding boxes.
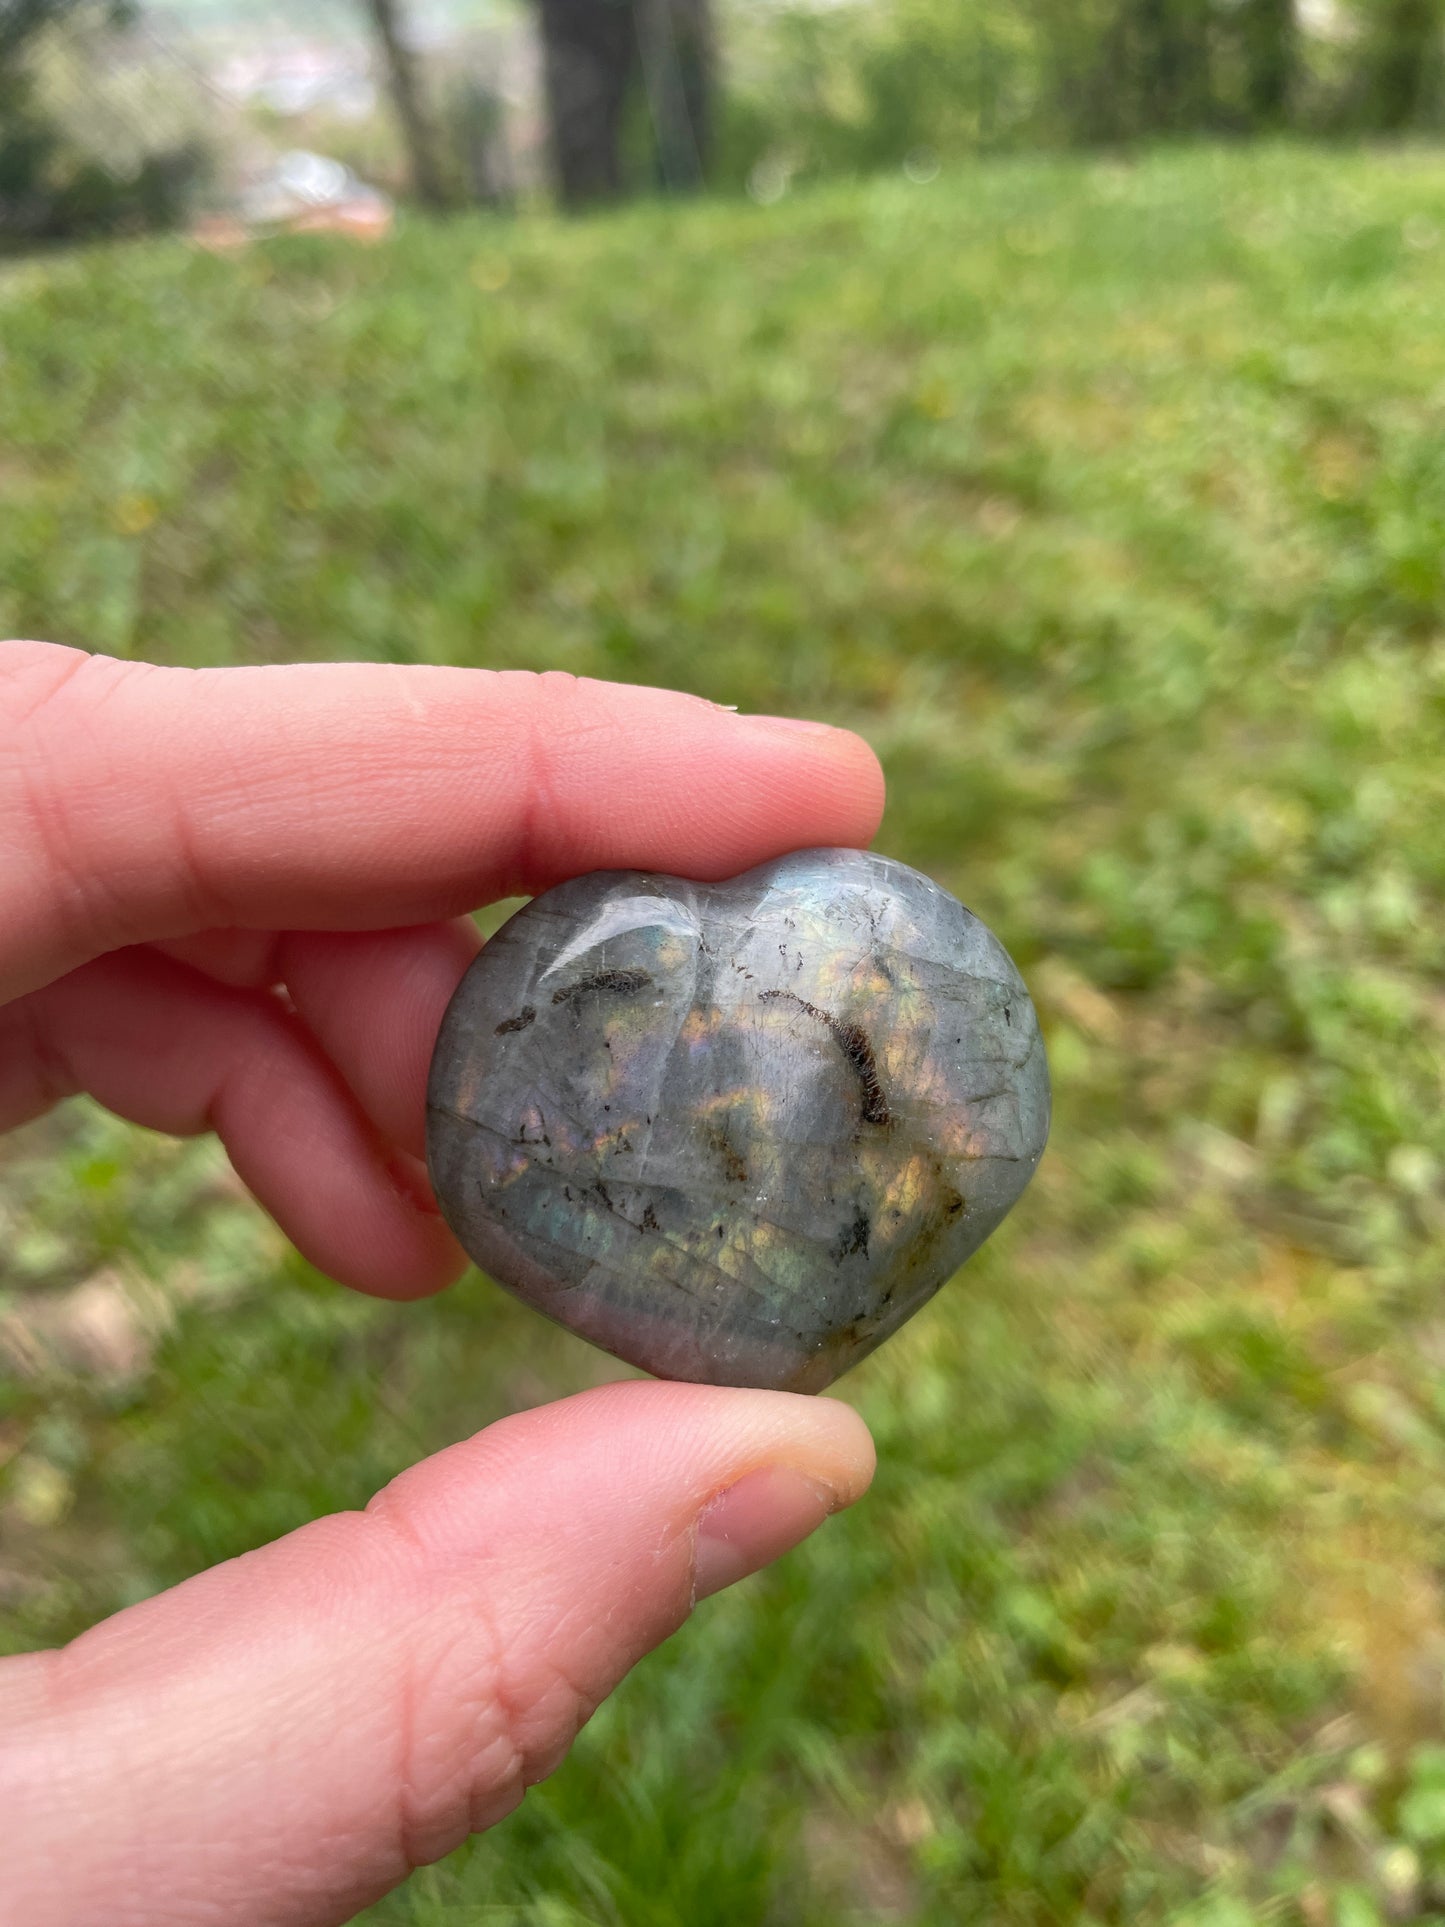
[0,1380,874,1927]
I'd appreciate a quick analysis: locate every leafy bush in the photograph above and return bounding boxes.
[0,3,209,250]
[717,0,1445,191]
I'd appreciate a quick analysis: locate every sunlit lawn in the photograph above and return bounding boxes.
[2,144,1445,1923]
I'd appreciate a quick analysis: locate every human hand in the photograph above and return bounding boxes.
[0,641,884,1927]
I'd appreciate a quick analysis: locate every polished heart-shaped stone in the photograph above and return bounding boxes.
[426,848,1050,1392]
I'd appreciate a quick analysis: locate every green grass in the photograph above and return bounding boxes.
[3,144,1445,1924]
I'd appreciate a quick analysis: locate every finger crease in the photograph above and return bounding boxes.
[13,995,79,1114]
[516,674,578,890]
[363,1496,529,1872]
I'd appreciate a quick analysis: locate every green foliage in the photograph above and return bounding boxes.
[1347,0,1445,132]
[716,0,1445,189]
[0,0,204,250]
[2,147,1445,1921]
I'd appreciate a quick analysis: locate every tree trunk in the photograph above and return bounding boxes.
[535,0,636,207]
[635,0,714,192]
[534,0,714,209]
[1241,0,1295,123]
[1362,0,1441,128]
[362,0,450,209]
[1133,0,1188,130]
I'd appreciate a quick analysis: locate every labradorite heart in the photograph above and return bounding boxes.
[425,848,1050,1393]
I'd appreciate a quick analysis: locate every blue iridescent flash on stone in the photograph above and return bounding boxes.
[426,848,1050,1392]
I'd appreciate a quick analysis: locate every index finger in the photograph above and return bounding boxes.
[1,643,885,1001]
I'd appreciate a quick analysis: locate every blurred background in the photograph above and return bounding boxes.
[10,0,1445,239]
[2,3,1445,1924]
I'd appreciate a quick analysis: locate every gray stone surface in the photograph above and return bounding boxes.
[426,849,1050,1392]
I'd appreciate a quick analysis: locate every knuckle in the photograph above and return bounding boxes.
[1,648,143,970]
[364,1499,593,1873]
[1,647,223,973]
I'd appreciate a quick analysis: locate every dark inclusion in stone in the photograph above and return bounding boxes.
[426,849,1050,1393]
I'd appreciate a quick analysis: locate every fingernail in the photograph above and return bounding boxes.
[741,714,839,736]
[693,1465,839,1602]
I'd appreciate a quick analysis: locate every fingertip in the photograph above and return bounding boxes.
[349,1180,472,1301]
[725,713,887,862]
[281,920,481,1158]
[663,1381,874,1504]
[689,1395,875,1601]
[803,1392,878,1509]
[515,675,887,887]
[737,713,888,847]
[540,1378,877,1515]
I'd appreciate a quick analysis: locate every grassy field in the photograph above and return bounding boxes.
[3,144,1445,1924]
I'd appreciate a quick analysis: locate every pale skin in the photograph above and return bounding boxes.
[0,640,885,1927]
